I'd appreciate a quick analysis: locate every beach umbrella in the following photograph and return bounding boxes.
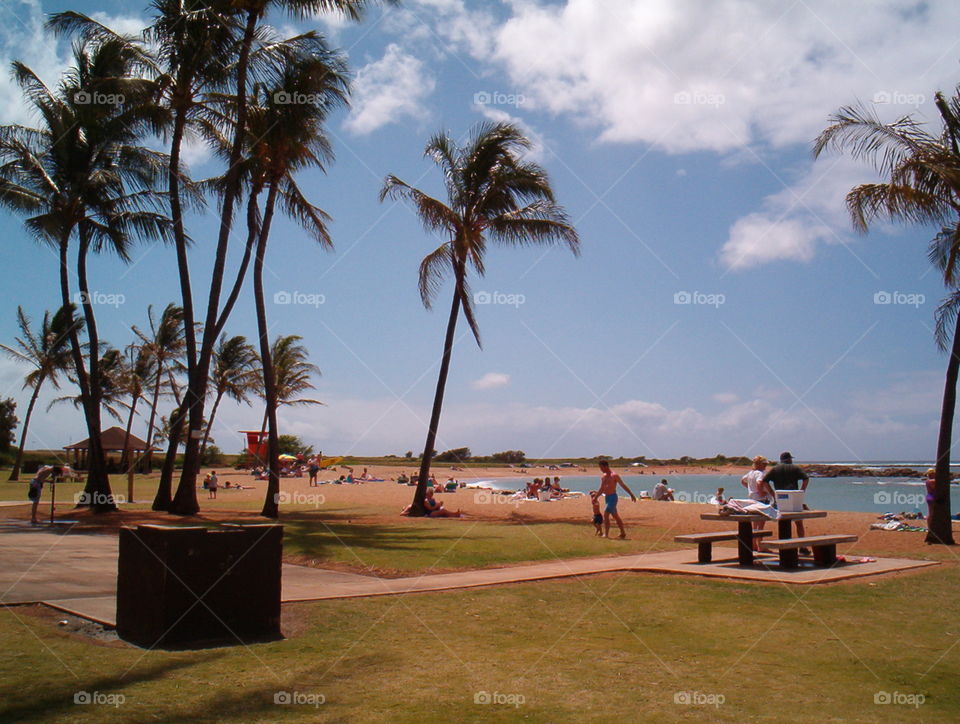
[278,454,297,461]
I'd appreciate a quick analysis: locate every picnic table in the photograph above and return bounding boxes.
[699,511,828,566]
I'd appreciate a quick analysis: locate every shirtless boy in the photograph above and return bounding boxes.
[596,460,637,538]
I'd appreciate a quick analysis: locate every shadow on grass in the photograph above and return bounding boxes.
[0,652,222,723]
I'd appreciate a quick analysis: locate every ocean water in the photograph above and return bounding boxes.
[464,474,951,515]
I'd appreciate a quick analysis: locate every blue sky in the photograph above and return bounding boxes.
[0,0,956,461]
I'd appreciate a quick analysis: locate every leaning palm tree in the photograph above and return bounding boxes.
[200,334,260,467]
[258,335,324,517]
[381,122,580,515]
[0,305,82,481]
[0,35,169,512]
[814,92,960,544]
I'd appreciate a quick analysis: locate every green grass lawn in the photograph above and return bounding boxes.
[1,566,957,722]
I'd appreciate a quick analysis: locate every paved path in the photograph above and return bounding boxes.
[0,522,938,627]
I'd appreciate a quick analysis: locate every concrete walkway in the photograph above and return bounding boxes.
[0,522,938,628]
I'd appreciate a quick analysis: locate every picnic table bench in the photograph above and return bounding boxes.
[674,530,772,563]
[699,511,829,566]
[760,534,858,568]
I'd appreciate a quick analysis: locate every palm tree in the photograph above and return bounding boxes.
[200,334,260,467]
[381,122,580,515]
[117,343,156,502]
[131,303,186,507]
[0,306,82,481]
[0,36,169,512]
[259,335,324,517]
[224,50,346,518]
[814,92,960,544]
[168,0,383,514]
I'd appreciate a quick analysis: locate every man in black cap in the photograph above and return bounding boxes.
[763,452,810,551]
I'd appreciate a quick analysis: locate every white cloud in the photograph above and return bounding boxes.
[484,0,959,153]
[719,156,878,270]
[0,1,70,125]
[344,43,435,134]
[712,392,739,404]
[472,372,510,390]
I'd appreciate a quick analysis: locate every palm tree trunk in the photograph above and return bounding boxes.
[57,232,110,511]
[174,10,259,514]
[75,231,116,513]
[122,395,138,503]
[142,365,164,474]
[928,311,959,544]
[254,184,281,518]
[198,390,225,470]
[9,376,44,481]
[413,264,465,516]
[153,370,184,511]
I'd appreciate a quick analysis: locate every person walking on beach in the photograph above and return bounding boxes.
[763,452,810,549]
[596,460,637,539]
[589,491,604,536]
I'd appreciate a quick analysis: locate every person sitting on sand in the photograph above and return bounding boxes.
[397,473,409,485]
[651,479,674,501]
[526,479,541,498]
[597,460,637,538]
[589,491,603,536]
[423,488,462,518]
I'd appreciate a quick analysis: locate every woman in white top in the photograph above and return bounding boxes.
[741,456,773,535]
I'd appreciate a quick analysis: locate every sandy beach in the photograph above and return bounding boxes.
[82,463,938,559]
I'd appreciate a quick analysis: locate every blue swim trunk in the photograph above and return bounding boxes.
[604,493,618,513]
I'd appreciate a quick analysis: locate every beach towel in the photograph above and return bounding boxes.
[725,498,780,519]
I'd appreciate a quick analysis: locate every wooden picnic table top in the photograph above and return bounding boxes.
[700,510,828,522]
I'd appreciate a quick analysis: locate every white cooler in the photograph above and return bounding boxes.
[775,489,805,512]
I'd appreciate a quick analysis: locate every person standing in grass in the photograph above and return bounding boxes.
[596,460,637,538]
